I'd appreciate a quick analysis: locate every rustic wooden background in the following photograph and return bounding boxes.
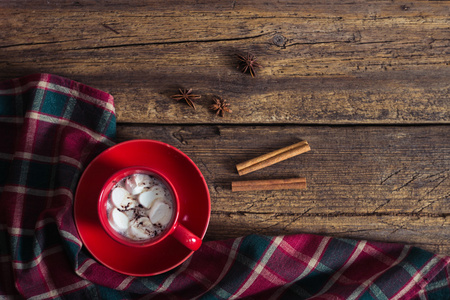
[1,0,449,255]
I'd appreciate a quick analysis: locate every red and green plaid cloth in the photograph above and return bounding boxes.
[0,74,449,299]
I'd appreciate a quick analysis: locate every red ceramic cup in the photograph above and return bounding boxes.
[98,166,202,251]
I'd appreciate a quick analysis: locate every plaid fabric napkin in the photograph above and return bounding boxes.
[0,74,449,300]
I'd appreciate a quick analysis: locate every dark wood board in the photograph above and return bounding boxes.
[1,0,449,255]
[117,124,450,255]
[1,1,449,124]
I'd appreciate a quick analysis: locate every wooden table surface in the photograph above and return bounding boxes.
[1,0,449,255]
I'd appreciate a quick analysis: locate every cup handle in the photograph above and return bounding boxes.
[172,223,202,251]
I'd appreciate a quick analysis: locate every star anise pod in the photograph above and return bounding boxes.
[171,88,201,110]
[210,96,232,117]
[236,52,261,77]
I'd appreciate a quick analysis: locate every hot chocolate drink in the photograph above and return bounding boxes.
[106,173,174,241]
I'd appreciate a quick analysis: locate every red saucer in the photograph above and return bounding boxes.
[74,140,210,276]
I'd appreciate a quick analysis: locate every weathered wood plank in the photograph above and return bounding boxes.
[1,1,449,124]
[1,0,449,254]
[1,0,450,14]
[116,124,450,254]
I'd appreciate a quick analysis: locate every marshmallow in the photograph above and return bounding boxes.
[111,187,136,210]
[138,185,165,209]
[128,217,155,240]
[111,187,129,206]
[149,199,172,226]
[110,208,129,230]
[125,174,152,195]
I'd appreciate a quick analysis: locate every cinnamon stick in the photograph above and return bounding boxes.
[232,177,307,192]
[236,140,310,176]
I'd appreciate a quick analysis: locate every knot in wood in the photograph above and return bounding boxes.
[272,34,287,48]
[400,5,410,11]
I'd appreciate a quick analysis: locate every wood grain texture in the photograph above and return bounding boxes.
[1,0,449,254]
[116,125,450,254]
[1,0,449,124]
